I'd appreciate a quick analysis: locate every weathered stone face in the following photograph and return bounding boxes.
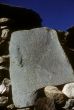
[9,27,74,108]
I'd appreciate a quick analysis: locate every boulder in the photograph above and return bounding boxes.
[9,27,74,108]
[62,83,74,98]
[44,86,68,107]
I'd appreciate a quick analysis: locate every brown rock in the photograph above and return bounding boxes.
[0,96,8,107]
[44,86,68,107]
[0,28,10,44]
[34,97,56,110]
[0,55,9,68]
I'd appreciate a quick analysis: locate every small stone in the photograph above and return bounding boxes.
[0,18,9,23]
[2,78,11,95]
[0,78,10,95]
[0,66,8,70]
[1,29,9,40]
[0,55,9,68]
[0,57,4,64]
[44,86,68,107]
[64,99,74,110]
[0,96,8,107]
[2,78,11,87]
[62,83,74,98]
[0,83,6,94]
[0,26,8,29]
[0,67,9,82]
[7,104,15,110]
[0,28,10,45]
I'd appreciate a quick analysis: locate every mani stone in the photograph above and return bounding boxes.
[9,27,74,108]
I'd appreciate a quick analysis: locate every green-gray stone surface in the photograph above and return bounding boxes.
[9,27,74,108]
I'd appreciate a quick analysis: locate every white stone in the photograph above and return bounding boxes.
[0,18,9,23]
[62,83,74,98]
[1,29,9,39]
[9,27,74,108]
[0,83,6,94]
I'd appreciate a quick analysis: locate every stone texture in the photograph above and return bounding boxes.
[34,97,56,110]
[62,83,74,98]
[7,104,15,110]
[1,29,9,40]
[0,28,10,45]
[64,99,74,110]
[0,96,8,107]
[2,78,11,96]
[0,55,9,68]
[0,78,10,96]
[44,86,68,107]
[0,3,74,110]
[9,27,74,108]
[0,3,43,109]
[0,83,6,95]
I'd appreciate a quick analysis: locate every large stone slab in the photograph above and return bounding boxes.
[9,27,74,108]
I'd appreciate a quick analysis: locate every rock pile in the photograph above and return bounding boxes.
[0,3,42,109]
[0,16,11,109]
[0,3,74,110]
[34,85,74,110]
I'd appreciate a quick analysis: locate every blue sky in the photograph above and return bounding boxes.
[0,0,74,30]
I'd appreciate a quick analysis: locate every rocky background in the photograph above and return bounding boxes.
[0,3,74,110]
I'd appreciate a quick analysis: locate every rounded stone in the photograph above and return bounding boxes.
[62,83,74,98]
[44,86,68,107]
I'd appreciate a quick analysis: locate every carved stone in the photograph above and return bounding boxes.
[9,27,74,108]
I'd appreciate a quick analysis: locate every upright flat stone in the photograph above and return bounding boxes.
[9,27,74,108]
